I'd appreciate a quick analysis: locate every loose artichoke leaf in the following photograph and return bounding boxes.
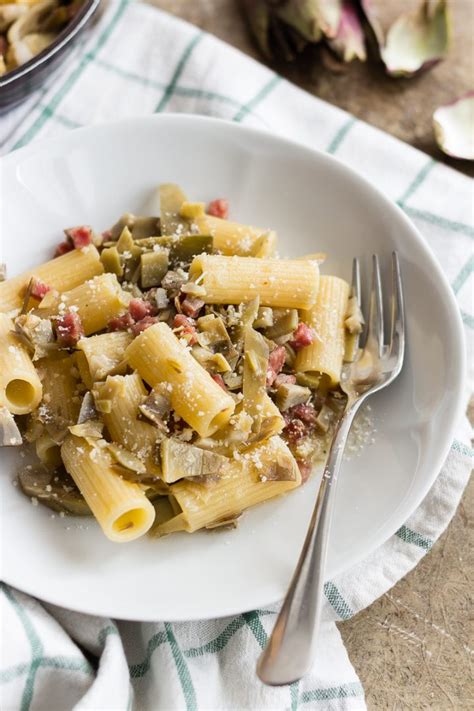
[107,443,147,474]
[274,0,342,42]
[381,0,450,77]
[14,313,56,360]
[169,234,213,267]
[328,0,366,62]
[0,406,22,446]
[240,0,271,57]
[18,464,91,516]
[138,387,171,431]
[433,92,474,160]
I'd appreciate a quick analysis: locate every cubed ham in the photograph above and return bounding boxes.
[54,241,74,258]
[297,460,312,484]
[65,225,93,249]
[131,316,159,336]
[211,373,227,391]
[289,403,317,426]
[55,312,84,347]
[283,419,307,443]
[172,314,198,345]
[266,345,286,387]
[273,373,297,387]
[289,322,314,351]
[30,278,51,300]
[129,298,156,321]
[207,199,229,220]
[107,313,135,332]
[181,296,205,319]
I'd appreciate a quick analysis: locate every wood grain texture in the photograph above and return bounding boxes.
[144,1,473,706]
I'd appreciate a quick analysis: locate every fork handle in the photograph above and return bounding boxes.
[257,401,361,686]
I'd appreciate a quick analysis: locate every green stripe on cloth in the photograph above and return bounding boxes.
[242,610,268,649]
[324,582,353,620]
[290,681,300,711]
[400,204,474,238]
[155,32,204,113]
[395,525,433,550]
[98,624,120,647]
[184,616,246,658]
[461,310,474,329]
[398,158,436,205]
[12,0,130,151]
[452,255,474,295]
[233,74,281,122]
[2,585,43,711]
[129,631,167,677]
[36,106,82,130]
[452,439,474,458]
[326,117,357,155]
[165,623,197,711]
[0,663,30,684]
[94,56,244,111]
[299,681,364,705]
[1,656,93,685]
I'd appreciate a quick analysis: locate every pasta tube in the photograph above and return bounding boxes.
[38,273,130,335]
[93,373,161,473]
[61,435,155,542]
[295,276,350,386]
[35,433,62,470]
[195,215,276,257]
[0,245,103,313]
[189,255,319,309]
[77,331,132,383]
[154,436,301,535]
[125,322,235,438]
[0,313,42,414]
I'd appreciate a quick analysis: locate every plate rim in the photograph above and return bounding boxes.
[0,113,467,621]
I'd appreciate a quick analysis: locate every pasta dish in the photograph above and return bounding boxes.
[0,185,362,542]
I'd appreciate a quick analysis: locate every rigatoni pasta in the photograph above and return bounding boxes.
[189,255,320,309]
[295,276,350,386]
[0,313,42,414]
[61,435,155,542]
[0,245,103,313]
[4,183,355,543]
[125,322,235,437]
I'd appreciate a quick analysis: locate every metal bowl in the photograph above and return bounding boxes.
[0,0,102,113]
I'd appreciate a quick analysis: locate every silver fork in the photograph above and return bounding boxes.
[257,252,405,686]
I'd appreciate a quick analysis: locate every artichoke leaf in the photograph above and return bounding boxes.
[433,93,474,161]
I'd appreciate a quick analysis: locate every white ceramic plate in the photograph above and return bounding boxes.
[0,115,465,621]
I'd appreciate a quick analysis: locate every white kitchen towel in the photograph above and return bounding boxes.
[1,2,472,710]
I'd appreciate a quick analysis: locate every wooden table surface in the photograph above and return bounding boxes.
[147,1,473,707]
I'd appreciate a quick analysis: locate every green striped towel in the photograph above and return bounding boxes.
[1,1,472,709]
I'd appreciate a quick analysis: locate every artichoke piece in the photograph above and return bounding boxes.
[179,202,205,220]
[14,313,55,361]
[69,419,103,439]
[275,383,311,411]
[191,346,231,374]
[206,514,241,530]
[240,0,271,57]
[254,307,274,329]
[328,1,366,62]
[131,216,160,240]
[314,403,335,434]
[0,406,22,446]
[108,213,135,241]
[222,372,243,391]
[196,314,238,365]
[116,226,135,253]
[140,249,169,288]
[274,0,341,41]
[381,0,450,77]
[77,391,97,424]
[159,183,190,237]
[18,464,91,516]
[100,246,124,277]
[161,438,229,484]
[138,386,171,432]
[169,234,213,267]
[108,442,147,474]
[433,93,474,160]
[266,308,298,340]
